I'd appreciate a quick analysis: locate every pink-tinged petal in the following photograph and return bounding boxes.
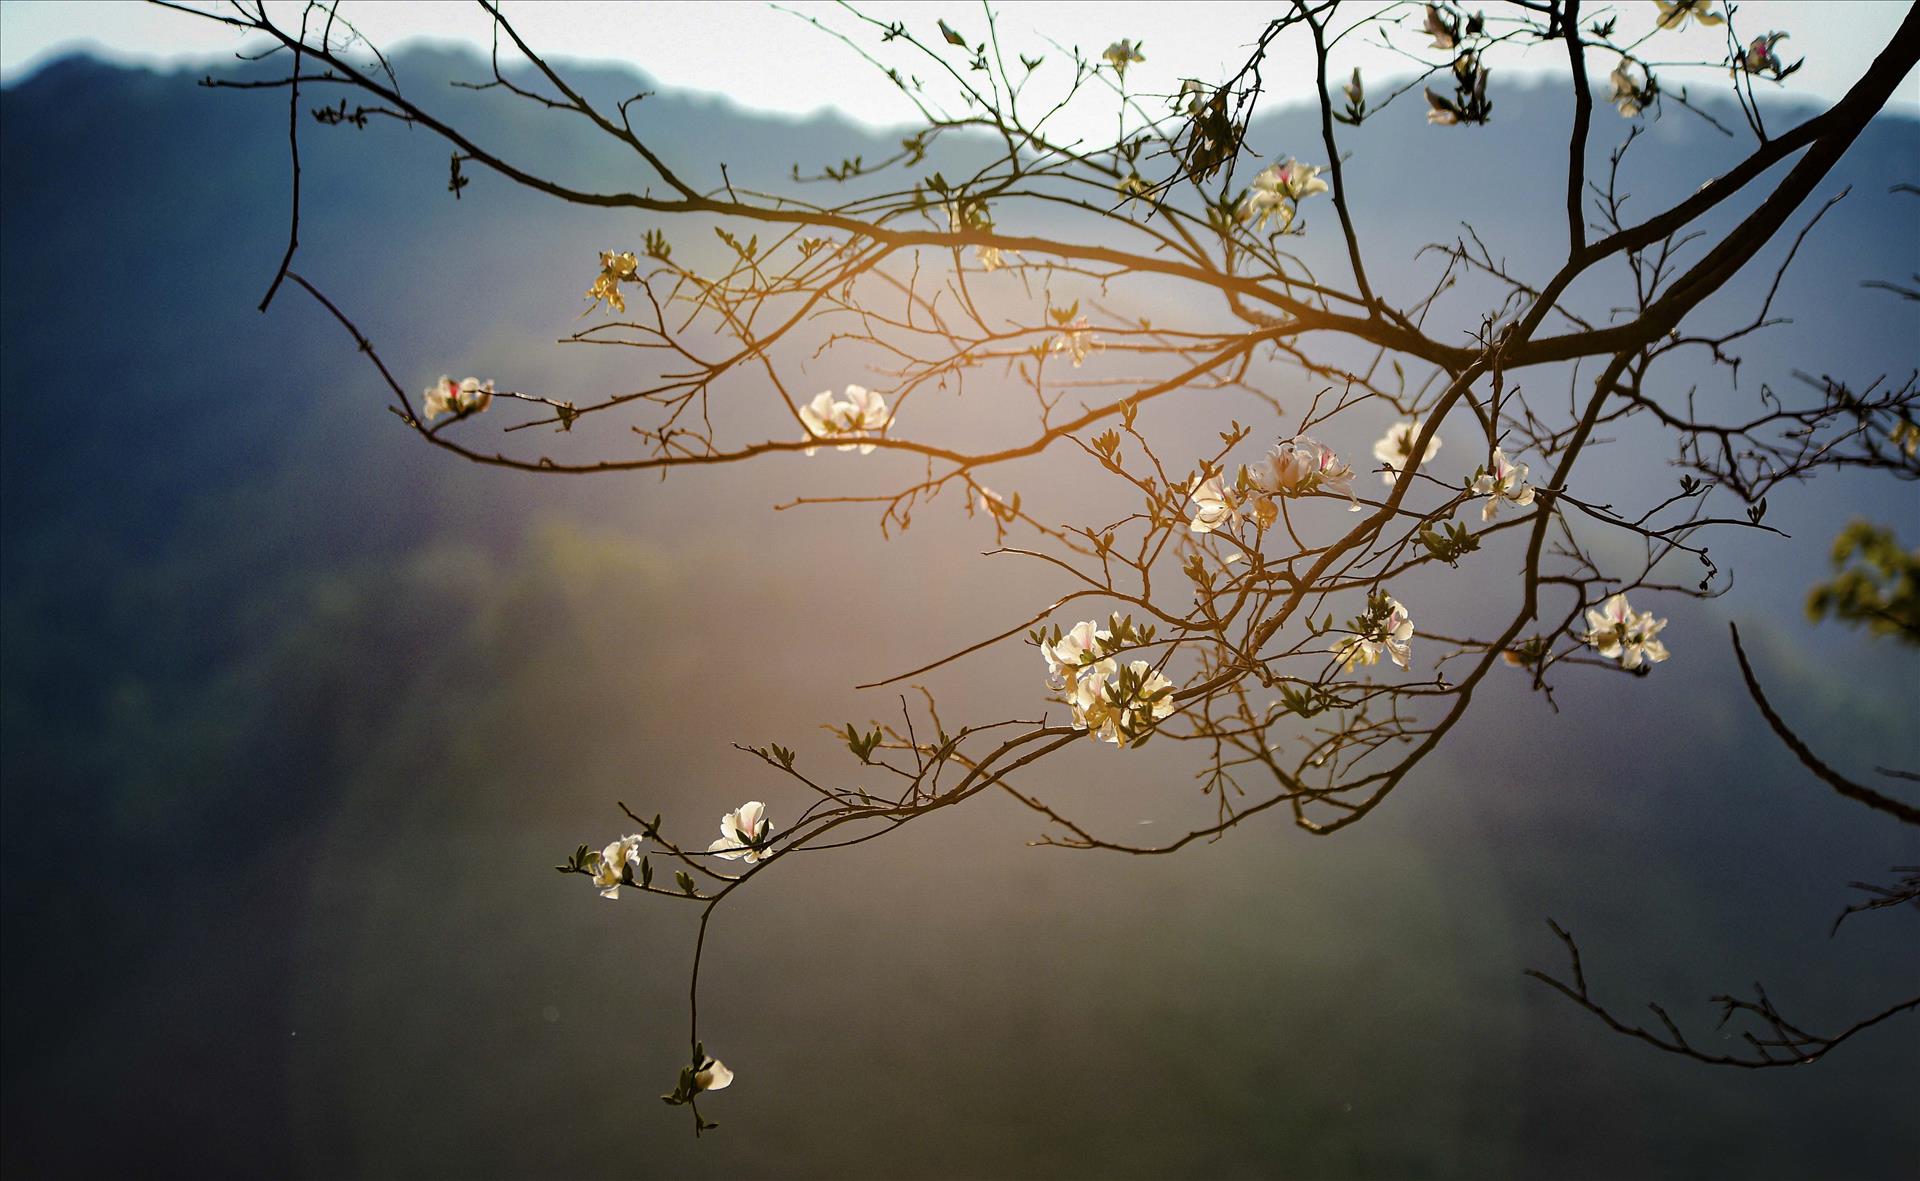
[737,801,766,836]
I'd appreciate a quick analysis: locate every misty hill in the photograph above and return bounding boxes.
[2,46,1916,1179]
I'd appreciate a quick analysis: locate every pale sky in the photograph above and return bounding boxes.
[3,0,1916,134]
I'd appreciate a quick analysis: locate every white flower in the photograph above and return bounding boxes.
[1103,39,1145,79]
[1424,88,1460,125]
[422,375,494,422]
[1061,657,1177,747]
[1470,448,1537,521]
[1584,593,1671,670]
[1330,597,1414,671]
[1236,159,1328,232]
[708,801,773,863]
[1187,474,1238,534]
[1654,0,1724,31]
[1245,436,1360,510]
[1737,33,1789,77]
[798,389,839,443]
[585,250,638,313]
[1066,667,1118,736]
[1246,440,1314,495]
[1609,59,1650,118]
[1043,619,1115,689]
[799,384,890,454]
[1423,3,1458,50]
[591,833,645,899]
[1048,319,1097,367]
[1095,660,1179,747]
[1275,158,1330,200]
[842,384,887,434]
[1372,420,1442,486]
[1124,660,1177,725]
[693,1056,734,1093]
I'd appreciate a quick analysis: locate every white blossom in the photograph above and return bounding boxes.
[1043,620,1116,691]
[1039,622,1175,746]
[591,833,645,899]
[1066,666,1118,737]
[1187,474,1238,534]
[422,375,494,422]
[693,1056,734,1093]
[1103,39,1145,79]
[1236,158,1328,232]
[708,801,773,863]
[1654,0,1724,31]
[1737,33,1789,76]
[1122,660,1177,726]
[842,384,887,434]
[1372,420,1442,485]
[1471,448,1537,521]
[584,250,638,313]
[799,384,889,454]
[1048,319,1097,367]
[1245,435,1360,510]
[1584,593,1671,670]
[1330,597,1415,671]
[1609,59,1651,118]
[1063,658,1177,748]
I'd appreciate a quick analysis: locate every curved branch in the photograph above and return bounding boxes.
[1729,621,1920,826]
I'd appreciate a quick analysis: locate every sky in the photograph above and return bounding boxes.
[3,0,1917,134]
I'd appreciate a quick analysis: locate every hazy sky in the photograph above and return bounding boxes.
[4,1,1917,132]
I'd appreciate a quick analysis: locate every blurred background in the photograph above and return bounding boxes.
[1,15,1917,1179]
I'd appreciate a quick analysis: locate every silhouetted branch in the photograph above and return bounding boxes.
[1728,621,1920,825]
[1528,920,1919,1068]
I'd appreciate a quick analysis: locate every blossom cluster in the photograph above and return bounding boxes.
[1583,593,1671,670]
[1040,618,1176,747]
[1187,434,1363,535]
[585,249,638,313]
[800,384,890,454]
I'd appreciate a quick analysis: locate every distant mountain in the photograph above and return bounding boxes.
[2,48,1916,1179]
